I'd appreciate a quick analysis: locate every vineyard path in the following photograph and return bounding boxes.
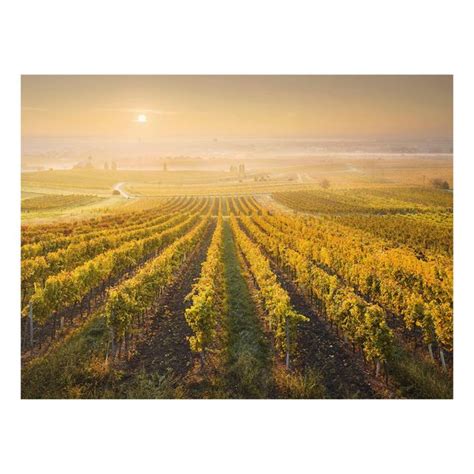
[113,182,135,199]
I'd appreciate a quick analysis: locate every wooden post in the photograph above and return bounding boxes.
[375,359,381,378]
[428,343,434,362]
[285,319,290,370]
[28,302,34,348]
[440,348,447,370]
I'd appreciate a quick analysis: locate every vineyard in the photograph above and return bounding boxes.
[21,194,105,212]
[21,188,453,399]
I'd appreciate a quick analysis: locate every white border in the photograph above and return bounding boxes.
[2,1,473,473]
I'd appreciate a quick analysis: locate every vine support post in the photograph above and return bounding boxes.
[375,359,381,378]
[285,319,290,370]
[428,343,434,362]
[439,348,447,370]
[28,302,34,348]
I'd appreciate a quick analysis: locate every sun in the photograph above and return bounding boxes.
[136,114,147,123]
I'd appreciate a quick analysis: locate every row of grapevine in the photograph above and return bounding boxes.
[231,196,249,215]
[239,215,394,373]
[104,216,212,351]
[22,209,180,261]
[21,194,207,245]
[230,214,308,367]
[26,214,203,330]
[256,212,452,355]
[211,196,220,215]
[272,190,371,215]
[328,213,452,257]
[21,195,206,257]
[227,197,237,215]
[244,196,263,214]
[21,212,187,306]
[184,215,225,363]
[21,200,169,245]
[355,186,453,209]
[21,200,170,253]
[272,187,451,216]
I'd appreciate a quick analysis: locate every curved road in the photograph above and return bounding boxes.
[112,182,134,199]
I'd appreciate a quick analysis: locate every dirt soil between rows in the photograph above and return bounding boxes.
[126,222,215,378]
[238,218,392,398]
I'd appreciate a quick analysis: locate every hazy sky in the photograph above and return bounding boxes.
[22,75,453,140]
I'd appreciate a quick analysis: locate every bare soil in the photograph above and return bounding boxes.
[126,223,215,378]
[237,217,393,398]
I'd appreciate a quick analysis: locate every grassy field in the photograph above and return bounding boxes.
[21,194,127,223]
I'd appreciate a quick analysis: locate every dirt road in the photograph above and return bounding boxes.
[113,182,134,198]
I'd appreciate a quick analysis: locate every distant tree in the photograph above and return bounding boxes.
[104,161,109,170]
[111,161,117,171]
[86,156,93,169]
[320,178,330,189]
[430,178,450,190]
[163,162,168,172]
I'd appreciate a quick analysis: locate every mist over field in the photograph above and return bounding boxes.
[22,136,453,171]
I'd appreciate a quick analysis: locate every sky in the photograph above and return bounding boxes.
[21,75,453,140]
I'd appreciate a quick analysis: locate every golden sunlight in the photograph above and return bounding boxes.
[136,114,147,123]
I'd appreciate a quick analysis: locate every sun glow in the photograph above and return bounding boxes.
[136,114,147,123]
